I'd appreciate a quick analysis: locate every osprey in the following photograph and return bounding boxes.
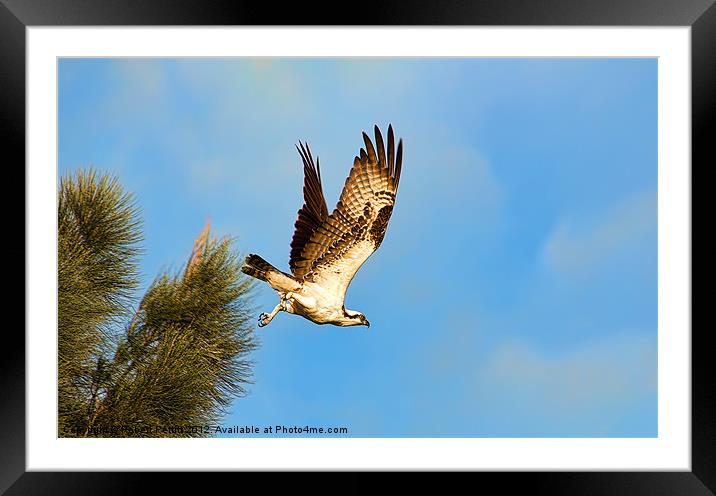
[241,124,403,328]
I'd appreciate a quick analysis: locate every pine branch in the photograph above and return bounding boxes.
[90,224,258,437]
[58,171,258,438]
[58,169,141,436]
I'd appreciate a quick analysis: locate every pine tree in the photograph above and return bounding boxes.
[58,169,257,437]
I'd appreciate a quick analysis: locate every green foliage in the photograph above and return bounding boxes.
[58,170,142,436]
[58,169,257,437]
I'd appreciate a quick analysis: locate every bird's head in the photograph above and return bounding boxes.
[343,308,370,328]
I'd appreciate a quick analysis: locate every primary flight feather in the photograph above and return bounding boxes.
[241,124,404,328]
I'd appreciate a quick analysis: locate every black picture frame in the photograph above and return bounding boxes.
[4,0,705,493]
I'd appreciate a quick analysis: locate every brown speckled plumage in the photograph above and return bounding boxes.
[289,125,403,299]
[242,125,403,328]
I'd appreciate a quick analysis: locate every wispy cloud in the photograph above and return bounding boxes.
[541,189,656,276]
[417,325,657,436]
[475,332,657,414]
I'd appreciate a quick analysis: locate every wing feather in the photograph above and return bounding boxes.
[289,125,403,300]
[289,142,329,276]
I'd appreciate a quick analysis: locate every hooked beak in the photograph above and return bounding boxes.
[365,320,371,328]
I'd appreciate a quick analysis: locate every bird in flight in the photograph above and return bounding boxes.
[241,124,403,328]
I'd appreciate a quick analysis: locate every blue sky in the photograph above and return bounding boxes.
[59,58,657,437]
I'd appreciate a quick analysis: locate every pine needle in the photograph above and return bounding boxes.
[58,170,257,437]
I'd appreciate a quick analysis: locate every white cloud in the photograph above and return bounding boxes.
[391,126,503,235]
[410,319,657,436]
[542,189,656,276]
[113,59,166,97]
[101,60,171,123]
[475,332,657,416]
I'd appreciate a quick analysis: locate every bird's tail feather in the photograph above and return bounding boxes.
[242,254,301,292]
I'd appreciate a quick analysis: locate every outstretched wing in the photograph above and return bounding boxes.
[289,124,403,301]
[289,142,330,276]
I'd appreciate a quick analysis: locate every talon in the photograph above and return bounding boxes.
[258,312,269,328]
